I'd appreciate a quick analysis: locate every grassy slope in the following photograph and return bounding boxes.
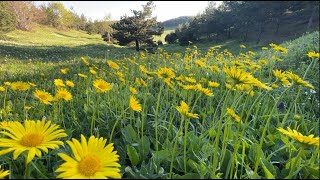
[0,24,318,82]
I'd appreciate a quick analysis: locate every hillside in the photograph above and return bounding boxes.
[161,16,193,30]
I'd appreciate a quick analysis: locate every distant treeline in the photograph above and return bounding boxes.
[0,1,115,42]
[165,1,320,45]
[161,16,193,28]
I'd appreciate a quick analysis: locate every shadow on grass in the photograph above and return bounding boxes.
[0,43,135,62]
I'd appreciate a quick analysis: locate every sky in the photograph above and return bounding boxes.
[34,1,221,22]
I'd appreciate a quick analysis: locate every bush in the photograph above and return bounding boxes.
[165,32,177,44]
[0,2,16,33]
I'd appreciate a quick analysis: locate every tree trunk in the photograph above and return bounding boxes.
[307,7,316,31]
[274,18,280,34]
[243,26,248,42]
[135,39,140,51]
[107,32,111,43]
[257,24,264,44]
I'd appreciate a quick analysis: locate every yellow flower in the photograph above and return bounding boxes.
[0,119,67,164]
[34,90,54,105]
[277,127,319,147]
[240,44,246,48]
[195,60,206,68]
[130,86,138,94]
[130,96,142,112]
[81,57,90,66]
[4,82,11,86]
[24,106,32,110]
[210,65,220,72]
[90,69,97,75]
[197,86,213,97]
[307,51,319,59]
[0,166,9,179]
[0,86,5,92]
[66,80,74,87]
[208,81,220,88]
[10,81,31,91]
[107,60,120,70]
[55,88,72,101]
[176,101,199,119]
[262,47,268,50]
[185,77,197,83]
[54,79,65,87]
[60,68,69,74]
[55,135,121,179]
[226,108,241,123]
[286,71,314,89]
[273,70,290,86]
[157,68,175,79]
[258,59,268,65]
[139,65,153,75]
[78,73,87,78]
[93,79,112,93]
[224,67,271,90]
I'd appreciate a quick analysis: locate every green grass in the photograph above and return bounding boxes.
[0,26,319,179]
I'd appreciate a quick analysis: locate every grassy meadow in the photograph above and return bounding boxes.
[0,26,319,179]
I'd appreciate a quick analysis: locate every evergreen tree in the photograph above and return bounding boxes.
[112,1,164,51]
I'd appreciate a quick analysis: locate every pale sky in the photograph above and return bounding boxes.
[34,1,222,22]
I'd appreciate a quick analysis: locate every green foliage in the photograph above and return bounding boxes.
[174,1,320,45]
[0,2,16,33]
[112,1,164,51]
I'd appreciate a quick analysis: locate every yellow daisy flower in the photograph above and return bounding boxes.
[0,86,5,92]
[157,68,175,79]
[208,81,220,88]
[176,101,199,119]
[130,96,142,112]
[277,127,319,147]
[10,81,31,91]
[34,90,54,105]
[0,166,9,179]
[78,73,88,78]
[54,79,65,87]
[90,69,97,75]
[66,80,74,87]
[226,108,241,123]
[286,71,314,89]
[107,60,120,70]
[55,135,121,179]
[93,79,112,93]
[0,119,67,164]
[55,88,72,101]
[307,51,319,59]
[129,86,138,94]
[60,68,69,74]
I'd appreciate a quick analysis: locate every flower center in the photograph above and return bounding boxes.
[39,94,47,100]
[78,155,101,177]
[20,133,44,147]
[98,84,107,89]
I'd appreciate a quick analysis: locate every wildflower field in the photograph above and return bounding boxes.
[0,30,319,179]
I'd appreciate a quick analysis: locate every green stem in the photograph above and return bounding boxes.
[24,162,31,179]
[109,108,128,143]
[211,88,232,178]
[154,84,163,167]
[253,87,291,178]
[169,117,185,178]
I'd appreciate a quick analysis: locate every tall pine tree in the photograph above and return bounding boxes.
[112,1,164,51]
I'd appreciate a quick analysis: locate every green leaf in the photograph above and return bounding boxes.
[249,143,264,163]
[261,159,276,179]
[121,124,138,143]
[138,135,150,160]
[221,149,232,178]
[173,173,201,179]
[127,145,140,166]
